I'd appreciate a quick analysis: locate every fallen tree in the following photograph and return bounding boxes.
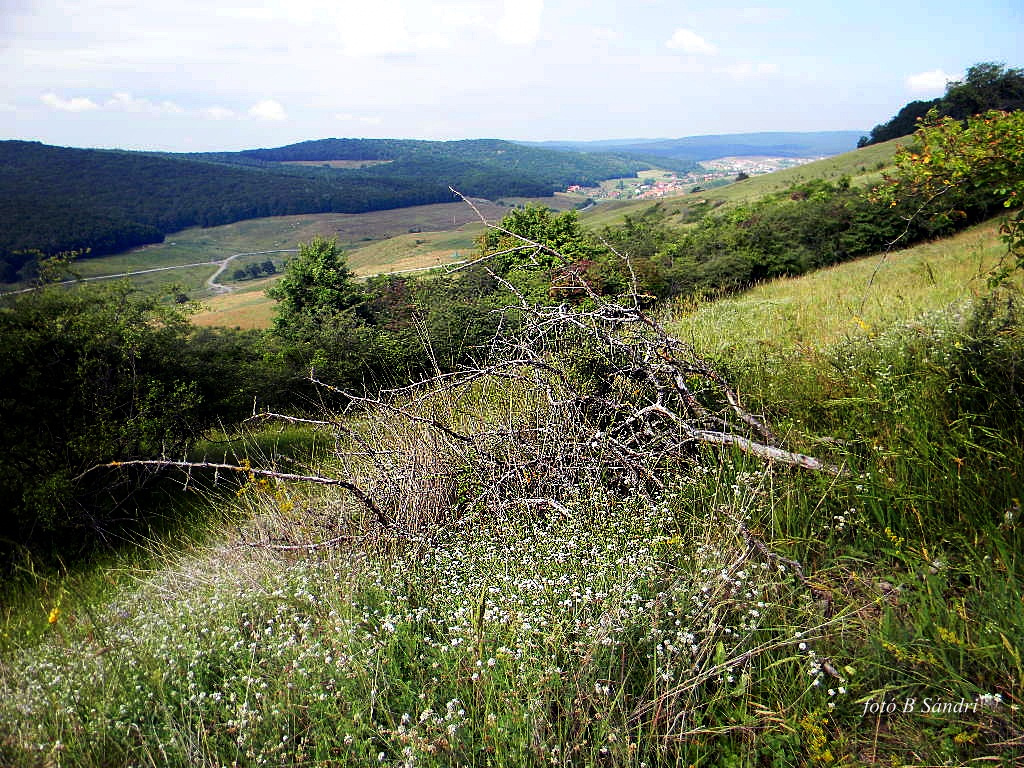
[92,202,840,543]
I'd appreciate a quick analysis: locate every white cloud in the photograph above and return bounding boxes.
[666,28,716,55]
[202,106,236,120]
[213,6,277,21]
[497,0,543,46]
[327,1,453,57]
[106,92,184,115]
[40,92,99,112]
[248,99,287,121]
[906,69,958,94]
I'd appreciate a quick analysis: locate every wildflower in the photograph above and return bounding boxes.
[47,607,60,624]
[976,693,1003,708]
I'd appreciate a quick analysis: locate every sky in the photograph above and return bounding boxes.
[1,0,1021,152]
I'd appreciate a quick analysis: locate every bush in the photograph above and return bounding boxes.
[0,283,205,559]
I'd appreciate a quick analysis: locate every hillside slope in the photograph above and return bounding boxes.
[580,137,906,230]
[2,216,1020,765]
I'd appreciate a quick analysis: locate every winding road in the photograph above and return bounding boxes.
[1,248,471,298]
[0,249,299,297]
[201,249,298,293]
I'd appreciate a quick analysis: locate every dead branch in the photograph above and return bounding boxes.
[84,459,390,528]
[94,191,843,548]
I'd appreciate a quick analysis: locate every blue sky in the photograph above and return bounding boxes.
[1,0,1020,151]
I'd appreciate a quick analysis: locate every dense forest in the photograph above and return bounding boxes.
[0,138,646,282]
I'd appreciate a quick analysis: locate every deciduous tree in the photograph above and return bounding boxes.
[266,236,365,334]
[876,109,1024,279]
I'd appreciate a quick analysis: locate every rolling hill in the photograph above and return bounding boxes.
[0,138,646,282]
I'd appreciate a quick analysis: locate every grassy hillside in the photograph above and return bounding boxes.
[669,217,1006,355]
[580,137,906,231]
[3,211,1020,765]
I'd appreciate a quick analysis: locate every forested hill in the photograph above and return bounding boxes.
[859,62,1024,146]
[0,138,645,282]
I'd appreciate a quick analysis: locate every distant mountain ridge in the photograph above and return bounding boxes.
[522,131,865,171]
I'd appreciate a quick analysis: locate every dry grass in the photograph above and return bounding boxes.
[667,218,1009,359]
[345,229,483,273]
[191,284,278,329]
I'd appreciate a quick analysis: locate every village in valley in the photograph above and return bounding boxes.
[566,154,825,201]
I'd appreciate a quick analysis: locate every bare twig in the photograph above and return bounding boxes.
[84,459,390,528]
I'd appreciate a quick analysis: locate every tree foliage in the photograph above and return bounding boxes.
[876,109,1024,277]
[0,283,199,555]
[267,237,366,333]
[0,269,301,563]
[860,61,1024,147]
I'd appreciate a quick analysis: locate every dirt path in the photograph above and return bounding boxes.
[0,249,298,297]
[1,248,468,299]
[203,250,297,293]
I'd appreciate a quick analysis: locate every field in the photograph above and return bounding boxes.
[6,200,516,301]
[189,280,280,328]
[669,217,1007,356]
[190,230,484,329]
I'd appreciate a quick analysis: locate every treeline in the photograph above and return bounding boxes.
[592,176,998,299]
[860,61,1024,146]
[0,281,292,563]
[0,139,645,282]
